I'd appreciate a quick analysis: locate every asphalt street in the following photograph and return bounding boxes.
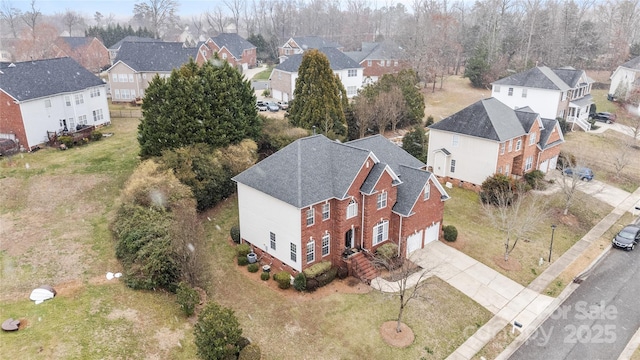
[510,219,640,360]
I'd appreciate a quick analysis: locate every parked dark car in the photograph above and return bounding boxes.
[0,138,19,156]
[612,225,640,251]
[590,112,616,124]
[266,101,280,112]
[562,167,594,181]
[256,101,268,111]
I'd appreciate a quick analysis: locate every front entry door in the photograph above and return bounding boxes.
[345,229,354,249]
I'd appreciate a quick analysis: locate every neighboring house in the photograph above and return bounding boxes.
[233,134,449,281]
[278,36,343,63]
[609,55,640,101]
[107,41,210,103]
[53,37,110,73]
[0,57,110,151]
[427,97,564,188]
[107,36,160,65]
[205,33,257,70]
[491,66,594,132]
[270,47,363,101]
[345,40,410,84]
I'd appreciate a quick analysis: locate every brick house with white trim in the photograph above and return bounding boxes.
[233,134,449,281]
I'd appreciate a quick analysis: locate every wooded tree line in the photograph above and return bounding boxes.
[3,0,638,77]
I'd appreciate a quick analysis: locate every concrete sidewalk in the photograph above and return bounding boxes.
[370,186,640,360]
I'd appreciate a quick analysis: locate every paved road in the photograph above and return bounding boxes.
[510,220,640,360]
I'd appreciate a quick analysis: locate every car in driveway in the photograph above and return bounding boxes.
[0,138,19,156]
[266,101,280,112]
[277,101,289,110]
[256,101,268,111]
[612,225,640,251]
[563,167,594,181]
[590,112,616,124]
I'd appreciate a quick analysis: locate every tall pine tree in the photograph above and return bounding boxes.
[138,58,261,158]
[288,49,347,138]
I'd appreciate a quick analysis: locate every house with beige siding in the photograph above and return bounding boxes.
[609,55,640,101]
[427,98,564,189]
[270,47,363,102]
[106,41,210,103]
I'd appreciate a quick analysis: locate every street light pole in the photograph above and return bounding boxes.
[549,224,557,262]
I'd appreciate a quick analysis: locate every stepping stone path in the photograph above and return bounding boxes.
[1,318,20,331]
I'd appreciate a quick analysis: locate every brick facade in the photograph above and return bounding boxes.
[0,91,26,149]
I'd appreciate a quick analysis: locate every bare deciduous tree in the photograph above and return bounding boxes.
[373,253,437,333]
[62,9,82,35]
[0,0,22,38]
[482,182,548,261]
[223,0,243,34]
[133,0,179,38]
[206,6,227,34]
[613,141,632,178]
[21,0,40,40]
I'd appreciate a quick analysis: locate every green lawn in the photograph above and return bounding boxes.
[252,66,273,81]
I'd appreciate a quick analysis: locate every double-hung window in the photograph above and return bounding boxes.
[306,208,314,226]
[290,243,297,262]
[508,87,514,96]
[346,199,357,219]
[270,232,276,250]
[529,132,536,145]
[373,220,389,245]
[348,69,357,77]
[322,203,330,221]
[322,233,330,256]
[450,159,456,173]
[500,142,506,155]
[525,156,533,171]
[516,139,522,151]
[306,240,315,263]
[377,192,387,209]
[424,183,430,200]
[74,94,84,105]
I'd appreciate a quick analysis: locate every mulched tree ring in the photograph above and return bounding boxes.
[380,321,414,348]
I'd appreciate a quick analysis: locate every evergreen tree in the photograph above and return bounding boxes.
[85,23,155,48]
[402,125,429,163]
[194,302,242,360]
[288,49,347,138]
[465,42,490,88]
[138,58,261,158]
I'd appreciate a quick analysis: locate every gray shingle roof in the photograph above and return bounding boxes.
[620,55,640,70]
[539,118,559,149]
[493,66,570,91]
[109,36,159,50]
[392,165,432,216]
[428,98,526,142]
[113,42,198,72]
[59,37,94,49]
[275,47,362,73]
[0,57,104,101]
[514,106,539,132]
[210,33,255,59]
[233,134,436,215]
[290,36,342,50]
[553,66,593,87]
[345,40,407,63]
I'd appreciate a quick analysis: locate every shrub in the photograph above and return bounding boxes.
[260,271,270,281]
[293,273,306,291]
[317,267,338,287]
[238,344,261,360]
[236,243,251,257]
[58,135,74,148]
[302,261,332,279]
[194,302,242,360]
[306,278,319,292]
[237,256,249,266]
[376,243,398,261]
[274,271,291,289]
[91,131,103,142]
[247,263,259,273]
[443,225,458,242]
[524,170,546,190]
[176,282,200,316]
[425,115,435,127]
[480,173,515,205]
[230,225,241,243]
[337,266,349,279]
[557,151,576,169]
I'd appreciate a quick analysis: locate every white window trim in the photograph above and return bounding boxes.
[373,220,389,246]
[322,203,330,221]
[306,207,314,226]
[346,199,357,219]
[306,240,315,263]
[424,183,430,200]
[322,233,330,257]
[270,232,276,250]
[529,132,536,145]
[290,243,296,262]
[377,192,387,209]
[516,139,522,151]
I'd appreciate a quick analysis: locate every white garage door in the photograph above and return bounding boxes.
[539,159,549,173]
[549,155,558,171]
[406,230,423,256]
[425,222,440,244]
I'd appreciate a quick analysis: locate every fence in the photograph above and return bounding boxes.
[110,109,142,119]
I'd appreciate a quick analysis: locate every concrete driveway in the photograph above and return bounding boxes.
[543,170,631,208]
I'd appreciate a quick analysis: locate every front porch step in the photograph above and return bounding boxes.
[351,252,379,284]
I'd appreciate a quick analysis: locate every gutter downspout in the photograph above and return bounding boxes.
[397,215,403,258]
[361,193,365,249]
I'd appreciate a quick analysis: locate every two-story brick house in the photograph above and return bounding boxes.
[427,97,564,188]
[107,41,211,103]
[0,57,110,151]
[53,37,110,74]
[270,47,363,102]
[345,40,410,84]
[233,134,449,281]
[491,66,594,132]
[205,33,257,71]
